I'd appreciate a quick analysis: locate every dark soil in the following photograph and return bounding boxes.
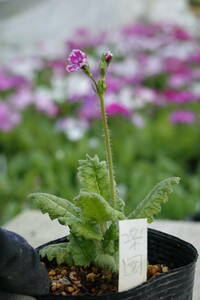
[42,261,169,296]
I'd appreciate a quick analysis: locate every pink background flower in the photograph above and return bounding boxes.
[170,110,196,124]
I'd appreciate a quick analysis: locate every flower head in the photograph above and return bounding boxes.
[66,50,87,72]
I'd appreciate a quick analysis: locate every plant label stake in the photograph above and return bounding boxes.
[118,219,147,292]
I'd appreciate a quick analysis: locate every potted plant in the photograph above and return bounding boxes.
[30,50,198,299]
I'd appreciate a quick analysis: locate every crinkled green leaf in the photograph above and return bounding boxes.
[59,217,103,241]
[58,216,81,225]
[103,223,118,241]
[78,155,111,201]
[116,196,125,213]
[102,223,119,254]
[74,191,125,222]
[68,234,96,267]
[128,177,180,222]
[29,193,80,220]
[39,243,73,265]
[70,223,102,241]
[95,252,118,272]
[78,155,125,212]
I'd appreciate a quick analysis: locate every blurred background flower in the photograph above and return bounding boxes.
[0,0,200,224]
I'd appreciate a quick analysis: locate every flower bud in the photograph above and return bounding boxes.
[104,51,113,65]
[99,51,113,78]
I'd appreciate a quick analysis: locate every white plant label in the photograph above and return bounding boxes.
[118,218,147,292]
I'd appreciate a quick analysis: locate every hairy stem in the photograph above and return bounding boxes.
[98,93,116,209]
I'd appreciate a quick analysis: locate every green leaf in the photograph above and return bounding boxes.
[39,242,73,265]
[104,223,118,241]
[102,223,119,254]
[128,177,180,222]
[78,155,125,212]
[29,193,80,220]
[68,234,96,267]
[59,217,103,241]
[95,252,118,272]
[74,191,125,222]
[78,155,110,202]
[116,196,125,213]
[58,216,81,225]
[71,222,102,241]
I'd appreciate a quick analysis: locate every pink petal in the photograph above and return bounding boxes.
[66,64,80,72]
[69,54,79,64]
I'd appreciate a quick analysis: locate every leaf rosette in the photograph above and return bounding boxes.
[29,155,180,272]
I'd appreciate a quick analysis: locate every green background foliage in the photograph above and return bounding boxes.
[0,108,199,224]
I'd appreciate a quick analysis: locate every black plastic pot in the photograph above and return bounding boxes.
[36,228,198,300]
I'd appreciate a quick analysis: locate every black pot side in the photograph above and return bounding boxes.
[36,228,198,300]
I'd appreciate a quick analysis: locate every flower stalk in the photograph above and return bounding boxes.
[98,91,116,209]
[66,49,116,209]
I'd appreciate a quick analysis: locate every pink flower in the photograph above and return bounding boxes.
[192,69,200,80]
[172,26,191,41]
[187,51,200,64]
[0,102,21,131]
[66,50,87,72]
[106,76,122,94]
[164,90,196,103]
[46,59,66,73]
[78,95,100,120]
[9,88,33,110]
[134,87,157,103]
[170,111,196,124]
[168,73,192,88]
[0,71,28,91]
[66,29,107,51]
[10,75,27,88]
[106,103,131,117]
[131,114,145,128]
[142,56,163,76]
[163,57,188,74]
[122,23,161,37]
[34,92,59,117]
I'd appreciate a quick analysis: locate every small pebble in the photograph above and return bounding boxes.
[61,291,67,296]
[72,290,80,296]
[67,286,74,293]
[87,272,96,281]
[51,285,57,292]
[61,269,68,276]
[69,271,77,280]
[162,266,169,273]
[48,269,56,276]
